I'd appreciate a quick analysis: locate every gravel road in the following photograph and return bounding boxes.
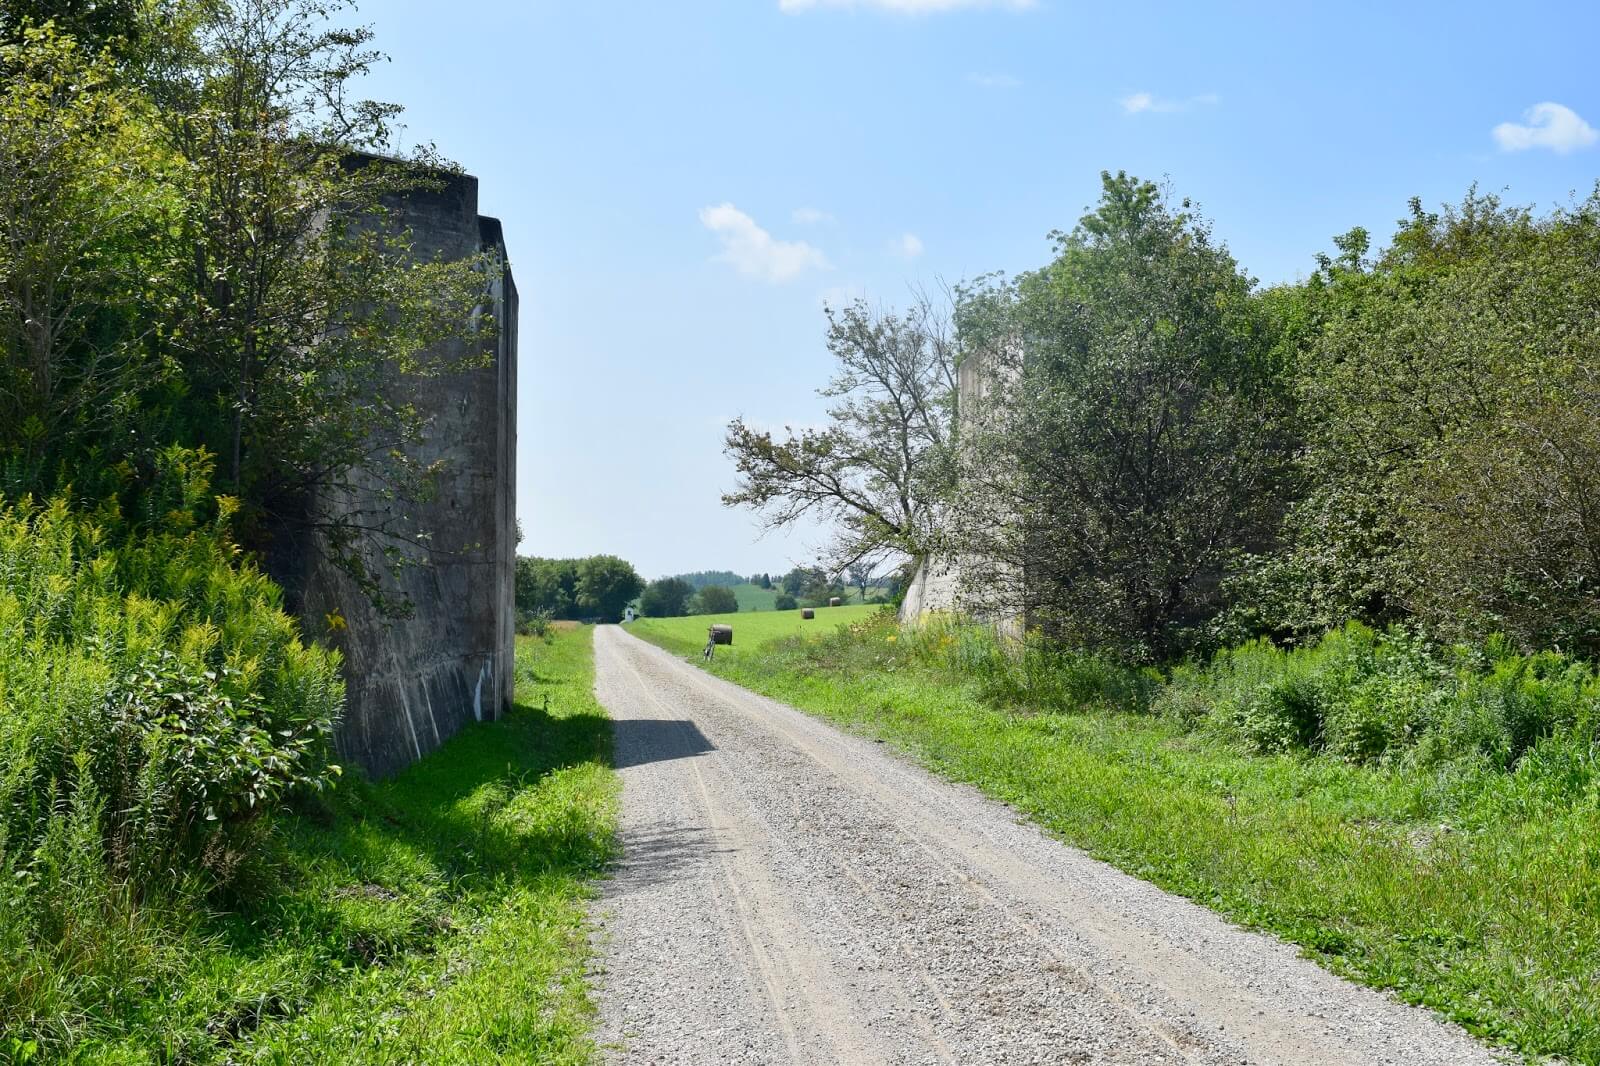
[588,625,1501,1065]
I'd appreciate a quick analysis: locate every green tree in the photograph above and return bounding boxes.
[956,172,1290,661]
[0,24,170,494]
[139,0,495,604]
[693,585,738,615]
[1,0,144,57]
[780,567,807,597]
[515,557,577,619]
[575,555,643,623]
[1246,190,1600,654]
[640,576,693,617]
[724,296,957,574]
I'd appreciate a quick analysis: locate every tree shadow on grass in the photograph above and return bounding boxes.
[205,696,617,976]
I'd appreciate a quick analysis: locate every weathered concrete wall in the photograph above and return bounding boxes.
[273,170,517,778]
[900,341,1021,633]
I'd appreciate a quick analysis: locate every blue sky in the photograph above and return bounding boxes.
[358,0,1600,580]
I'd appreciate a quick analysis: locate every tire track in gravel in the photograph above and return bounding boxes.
[588,625,1504,1065]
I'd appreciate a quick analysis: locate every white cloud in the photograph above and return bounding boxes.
[1120,91,1220,115]
[781,0,1035,12]
[700,203,828,283]
[889,232,924,258]
[967,72,1022,89]
[1492,102,1598,154]
[791,206,834,225]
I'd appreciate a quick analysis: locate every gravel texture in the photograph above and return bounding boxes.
[588,625,1503,1065]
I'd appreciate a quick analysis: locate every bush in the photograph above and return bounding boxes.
[0,464,343,1039]
[640,577,693,618]
[516,608,552,637]
[693,585,738,614]
[773,593,797,611]
[1156,621,1600,768]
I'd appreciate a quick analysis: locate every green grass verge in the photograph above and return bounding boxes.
[628,603,879,651]
[50,627,616,1066]
[629,613,1597,1064]
[725,583,882,611]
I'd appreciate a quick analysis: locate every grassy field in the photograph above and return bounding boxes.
[48,627,616,1065]
[730,582,778,611]
[724,583,880,612]
[628,603,882,654]
[629,613,1600,1064]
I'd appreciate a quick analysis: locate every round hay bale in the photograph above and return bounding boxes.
[801,608,815,619]
[709,624,733,646]
[828,597,842,607]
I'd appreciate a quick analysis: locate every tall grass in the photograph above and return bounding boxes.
[794,611,1600,778]
[0,456,343,1052]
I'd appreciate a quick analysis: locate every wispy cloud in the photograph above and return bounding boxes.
[1120,91,1220,115]
[1492,102,1598,154]
[780,0,1035,13]
[889,232,924,259]
[700,203,829,283]
[791,206,834,226]
[967,72,1022,89]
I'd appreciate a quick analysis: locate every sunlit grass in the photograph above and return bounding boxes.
[627,603,880,660]
[52,627,617,1065]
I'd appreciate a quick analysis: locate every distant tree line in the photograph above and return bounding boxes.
[672,570,745,590]
[729,171,1600,664]
[630,564,900,618]
[515,555,643,624]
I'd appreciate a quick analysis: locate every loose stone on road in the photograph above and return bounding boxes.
[587,625,1499,1065]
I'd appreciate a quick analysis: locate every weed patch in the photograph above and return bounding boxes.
[9,627,617,1064]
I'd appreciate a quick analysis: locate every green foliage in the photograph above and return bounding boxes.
[723,297,957,572]
[692,584,738,615]
[515,556,577,618]
[0,23,172,496]
[0,456,343,1046]
[515,555,642,623]
[575,555,643,623]
[1229,190,1600,655]
[6,627,616,1062]
[639,576,693,618]
[670,569,744,590]
[955,172,1292,662]
[1151,622,1600,773]
[773,593,797,611]
[514,607,552,637]
[0,6,501,607]
[1,1,145,57]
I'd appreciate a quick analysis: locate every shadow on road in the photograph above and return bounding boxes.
[611,718,716,770]
[607,825,728,894]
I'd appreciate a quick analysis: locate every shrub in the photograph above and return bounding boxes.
[1158,621,1600,768]
[693,585,738,614]
[773,593,797,611]
[516,608,552,637]
[0,460,343,1040]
